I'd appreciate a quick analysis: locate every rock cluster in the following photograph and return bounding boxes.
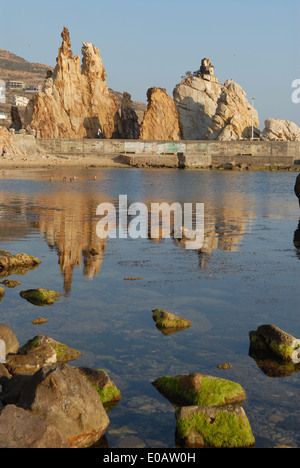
[260,119,300,141]
[24,27,120,139]
[206,79,260,140]
[0,323,121,448]
[173,60,224,140]
[152,372,254,448]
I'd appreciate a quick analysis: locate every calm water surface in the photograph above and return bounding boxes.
[0,167,299,448]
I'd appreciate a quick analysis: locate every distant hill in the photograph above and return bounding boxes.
[0,48,52,85]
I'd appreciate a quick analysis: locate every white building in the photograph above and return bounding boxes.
[13,96,29,107]
[0,80,6,104]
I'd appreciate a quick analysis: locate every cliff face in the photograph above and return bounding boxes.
[260,118,300,141]
[173,61,224,140]
[139,87,182,140]
[24,27,120,139]
[206,79,259,140]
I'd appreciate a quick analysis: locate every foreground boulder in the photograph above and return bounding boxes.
[18,363,110,448]
[5,335,82,375]
[152,373,246,406]
[0,405,70,448]
[175,404,255,448]
[0,250,40,276]
[249,324,300,362]
[19,289,62,306]
[152,309,192,335]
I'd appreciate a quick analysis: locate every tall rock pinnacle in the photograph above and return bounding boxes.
[24,27,120,139]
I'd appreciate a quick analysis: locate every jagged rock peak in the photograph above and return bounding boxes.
[24,27,120,139]
[59,26,73,58]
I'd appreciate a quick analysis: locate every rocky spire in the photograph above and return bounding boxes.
[24,27,120,139]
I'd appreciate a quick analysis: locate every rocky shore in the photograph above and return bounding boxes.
[0,251,299,448]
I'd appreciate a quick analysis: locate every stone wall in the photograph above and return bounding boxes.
[35,137,300,159]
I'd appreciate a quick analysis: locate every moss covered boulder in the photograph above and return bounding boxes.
[175,405,255,448]
[152,309,192,335]
[20,289,62,306]
[152,373,246,407]
[5,335,82,375]
[249,324,300,363]
[77,367,121,408]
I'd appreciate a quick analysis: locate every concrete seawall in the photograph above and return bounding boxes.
[12,134,300,168]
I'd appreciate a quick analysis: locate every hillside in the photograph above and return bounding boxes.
[0,48,146,129]
[0,48,52,84]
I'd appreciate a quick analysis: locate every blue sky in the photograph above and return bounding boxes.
[1,0,299,127]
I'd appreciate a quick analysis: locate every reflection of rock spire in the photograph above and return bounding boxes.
[31,191,108,296]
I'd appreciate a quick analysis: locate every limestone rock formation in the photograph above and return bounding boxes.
[173,59,224,140]
[260,118,300,141]
[139,87,182,140]
[120,92,140,139]
[206,79,259,140]
[24,27,120,139]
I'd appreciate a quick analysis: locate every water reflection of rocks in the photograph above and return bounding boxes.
[0,189,252,294]
[32,192,108,296]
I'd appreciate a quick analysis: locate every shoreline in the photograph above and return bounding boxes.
[0,154,299,171]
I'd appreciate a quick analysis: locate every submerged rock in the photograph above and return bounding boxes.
[19,289,62,306]
[175,404,255,448]
[0,280,21,288]
[152,309,192,335]
[249,324,300,363]
[0,251,40,276]
[152,373,246,407]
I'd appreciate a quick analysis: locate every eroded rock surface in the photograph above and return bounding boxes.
[260,118,300,141]
[139,87,182,140]
[24,27,120,139]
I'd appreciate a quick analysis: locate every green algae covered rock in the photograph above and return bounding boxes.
[77,367,121,409]
[152,309,192,335]
[249,324,300,362]
[175,405,255,448]
[5,335,82,375]
[152,373,246,407]
[20,289,62,306]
